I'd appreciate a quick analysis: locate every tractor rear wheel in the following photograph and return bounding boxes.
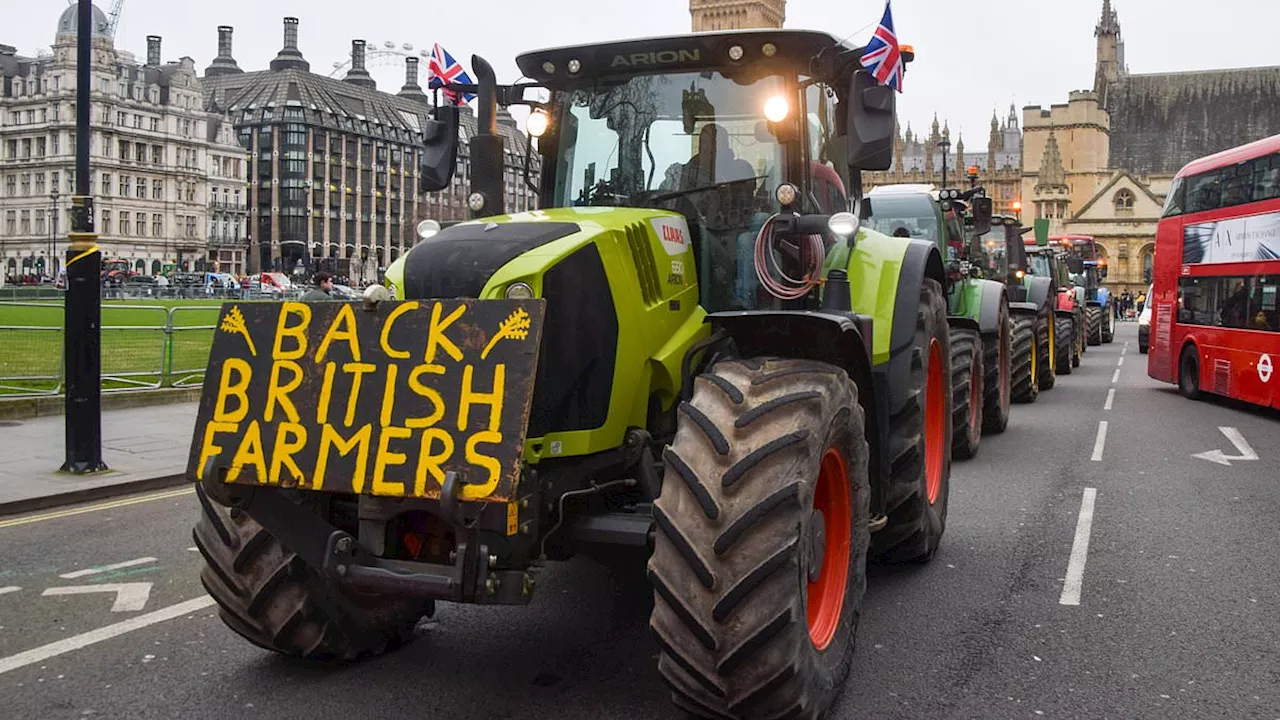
[1086,306,1103,346]
[1010,313,1039,404]
[950,327,983,460]
[649,357,871,720]
[981,302,1011,434]
[1054,315,1074,376]
[193,485,428,661]
[1102,308,1115,343]
[870,278,951,564]
[1036,313,1056,391]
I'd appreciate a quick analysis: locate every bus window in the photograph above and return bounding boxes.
[1161,176,1185,218]
[1253,155,1280,202]
[1186,172,1221,214]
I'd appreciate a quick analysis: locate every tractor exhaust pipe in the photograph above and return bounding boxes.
[468,54,505,219]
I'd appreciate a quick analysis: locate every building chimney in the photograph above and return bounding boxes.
[146,35,161,66]
[398,55,428,103]
[342,39,377,89]
[204,25,243,77]
[269,17,310,72]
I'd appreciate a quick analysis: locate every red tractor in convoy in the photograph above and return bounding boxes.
[100,258,135,287]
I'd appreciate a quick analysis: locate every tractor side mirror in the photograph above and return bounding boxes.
[417,104,461,194]
[858,196,874,220]
[970,197,993,236]
[845,69,895,171]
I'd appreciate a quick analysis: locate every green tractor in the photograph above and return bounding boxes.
[863,184,1010,459]
[1025,239,1084,386]
[986,217,1056,402]
[189,29,956,719]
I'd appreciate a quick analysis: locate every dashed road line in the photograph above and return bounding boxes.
[1117,356,1125,367]
[0,586,20,596]
[1111,369,1121,384]
[1091,421,1109,461]
[1104,388,1115,411]
[60,557,156,580]
[1060,487,1098,606]
[0,488,193,530]
[0,595,215,676]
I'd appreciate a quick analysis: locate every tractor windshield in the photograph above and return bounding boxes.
[864,193,940,242]
[1028,252,1052,279]
[548,71,786,211]
[977,229,1009,277]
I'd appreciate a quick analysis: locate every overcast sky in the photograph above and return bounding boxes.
[8,0,1278,147]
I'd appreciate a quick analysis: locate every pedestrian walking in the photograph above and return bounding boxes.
[301,271,334,301]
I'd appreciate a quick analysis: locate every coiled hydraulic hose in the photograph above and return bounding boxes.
[753,213,826,300]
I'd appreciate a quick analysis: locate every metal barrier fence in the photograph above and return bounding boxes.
[0,300,249,397]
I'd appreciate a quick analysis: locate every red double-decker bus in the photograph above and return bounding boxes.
[1148,133,1280,408]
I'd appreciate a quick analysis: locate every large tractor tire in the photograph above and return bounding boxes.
[1054,314,1074,376]
[649,357,871,720]
[1102,307,1115,343]
[981,303,1011,434]
[1086,306,1103,346]
[870,278,951,565]
[1010,313,1039,404]
[193,484,428,661]
[949,327,983,460]
[1036,313,1056,392]
[1077,309,1088,355]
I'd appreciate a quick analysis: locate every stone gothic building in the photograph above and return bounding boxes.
[864,107,1025,217]
[1022,0,1280,293]
[690,0,785,31]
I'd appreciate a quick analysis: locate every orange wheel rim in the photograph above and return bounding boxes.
[924,339,946,504]
[807,447,851,651]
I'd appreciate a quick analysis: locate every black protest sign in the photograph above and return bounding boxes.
[186,298,545,502]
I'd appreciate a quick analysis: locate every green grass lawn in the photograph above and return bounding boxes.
[0,299,274,395]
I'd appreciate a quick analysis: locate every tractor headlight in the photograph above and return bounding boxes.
[775,183,798,206]
[1015,270,1025,279]
[468,192,486,212]
[505,282,535,299]
[416,219,440,240]
[827,211,859,238]
[763,95,790,123]
[526,110,550,138]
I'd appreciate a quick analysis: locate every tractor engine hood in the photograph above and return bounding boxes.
[401,221,583,299]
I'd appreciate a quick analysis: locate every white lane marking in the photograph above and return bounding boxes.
[1192,426,1259,466]
[1060,488,1098,606]
[1111,369,1121,384]
[59,557,156,579]
[1091,421,1108,462]
[1117,356,1125,367]
[43,583,153,612]
[1104,388,1115,411]
[0,595,215,675]
[0,586,20,596]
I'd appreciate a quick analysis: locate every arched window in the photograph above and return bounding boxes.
[151,259,161,275]
[1114,188,1135,212]
[1140,243,1154,284]
[135,259,145,273]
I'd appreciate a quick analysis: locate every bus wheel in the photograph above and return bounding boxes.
[1178,346,1202,401]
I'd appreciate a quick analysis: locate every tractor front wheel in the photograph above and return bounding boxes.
[1102,308,1115,343]
[1010,313,1038,404]
[649,357,871,720]
[950,327,983,460]
[1054,315,1074,376]
[870,278,951,564]
[981,302,1012,434]
[193,485,428,661]
[1086,306,1103,346]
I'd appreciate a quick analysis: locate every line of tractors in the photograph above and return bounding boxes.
[189,28,1116,720]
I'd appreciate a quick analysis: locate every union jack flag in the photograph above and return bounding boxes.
[427,43,476,105]
[860,1,905,93]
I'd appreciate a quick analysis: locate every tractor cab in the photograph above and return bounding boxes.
[863,183,991,280]
[981,214,1031,300]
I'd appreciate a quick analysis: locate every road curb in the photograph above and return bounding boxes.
[0,473,191,518]
[0,387,203,421]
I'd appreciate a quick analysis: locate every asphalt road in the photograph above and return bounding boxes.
[2,322,1277,719]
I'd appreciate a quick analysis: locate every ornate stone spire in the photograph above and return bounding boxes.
[1036,130,1067,189]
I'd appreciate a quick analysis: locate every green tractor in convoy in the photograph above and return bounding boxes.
[1025,238,1084,387]
[982,216,1057,402]
[188,30,958,720]
[863,184,1010,459]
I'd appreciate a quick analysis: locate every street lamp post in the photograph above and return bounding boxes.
[49,189,60,273]
[939,137,951,189]
[62,0,106,474]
